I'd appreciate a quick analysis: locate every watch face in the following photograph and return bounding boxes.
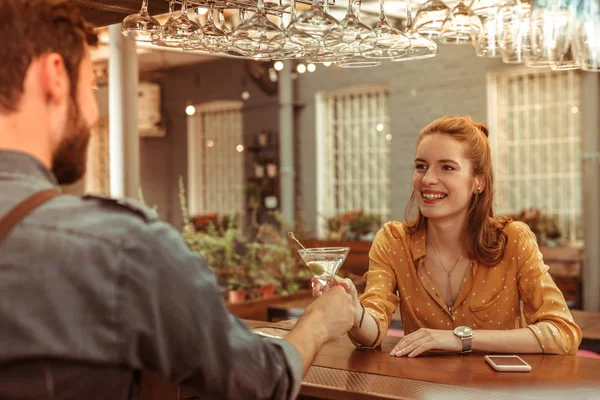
[454,326,473,337]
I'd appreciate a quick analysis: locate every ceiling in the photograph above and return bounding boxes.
[72,0,170,27]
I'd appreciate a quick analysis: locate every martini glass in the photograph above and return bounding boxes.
[298,247,350,287]
[121,0,161,41]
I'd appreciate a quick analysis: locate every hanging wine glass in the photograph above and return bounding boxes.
[294,0,341,38]
[303,0,345,63]
[572,0,600,72]
[121,0,161,42]
[439,0,482,44]
[500,0,531,64]
[526,0,571,67]
[474,3,503,57]
[325,0,380,68]
[154,0,200,48]
[230,0,285,59]
[186,7,206,51]
[361,0,410,59]
[191,1,228,53]
[273,0,320,60]
[392,0,438,61]
[411,0,450,38]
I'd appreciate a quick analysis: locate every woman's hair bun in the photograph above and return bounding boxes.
[473,121,489,138]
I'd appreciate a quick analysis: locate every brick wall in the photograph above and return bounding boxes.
[295,44,504,234]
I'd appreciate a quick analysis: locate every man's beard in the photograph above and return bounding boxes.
[51,98,92,185]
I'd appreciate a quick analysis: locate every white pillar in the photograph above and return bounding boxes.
[278,60,295,224]
[582,72,600,312]
[108,23,140,199]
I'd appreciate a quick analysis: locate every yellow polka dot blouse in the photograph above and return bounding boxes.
[358,221,582,354]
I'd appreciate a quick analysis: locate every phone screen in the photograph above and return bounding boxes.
[487,356,528,366]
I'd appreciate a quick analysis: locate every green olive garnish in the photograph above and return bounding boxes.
[307,262,326,275]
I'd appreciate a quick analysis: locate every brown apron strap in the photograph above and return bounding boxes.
[0,189,60,243]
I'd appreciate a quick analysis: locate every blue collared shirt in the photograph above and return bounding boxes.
[0,150,302,399]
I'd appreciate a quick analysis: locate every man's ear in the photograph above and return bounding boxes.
[40,53,69,104]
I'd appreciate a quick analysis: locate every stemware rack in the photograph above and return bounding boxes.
[170,0,336,15]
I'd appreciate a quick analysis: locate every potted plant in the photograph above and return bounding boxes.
[227,274,251,303]
[179,178,309,302]
[326,210,382,241]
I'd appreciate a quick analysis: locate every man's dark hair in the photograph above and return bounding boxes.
[0,0,98,113]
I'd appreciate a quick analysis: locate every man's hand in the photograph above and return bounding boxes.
[390,328,462,357]
[285,285,355,375]
[303,285,354,342]
[312,276,363,328]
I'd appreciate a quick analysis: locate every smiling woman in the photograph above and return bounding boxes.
[312,115,582,358]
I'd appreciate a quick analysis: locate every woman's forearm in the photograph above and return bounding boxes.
[348,301,380,347]
[472,328,542,353]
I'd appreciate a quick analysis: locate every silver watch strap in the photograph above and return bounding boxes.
[461,336,472,353]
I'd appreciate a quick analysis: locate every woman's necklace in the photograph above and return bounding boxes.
[429,239,462,312]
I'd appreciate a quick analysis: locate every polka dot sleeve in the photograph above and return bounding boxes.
[357,225,400,348]
[515,223,582,355]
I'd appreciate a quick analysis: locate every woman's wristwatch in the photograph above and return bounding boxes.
[453,326,473,354]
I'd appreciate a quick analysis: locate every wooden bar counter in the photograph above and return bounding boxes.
[142,320,600,400]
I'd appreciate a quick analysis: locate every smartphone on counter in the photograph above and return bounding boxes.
[484,355,532,372]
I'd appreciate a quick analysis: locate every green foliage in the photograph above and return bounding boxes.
[326,210,382,240]
[178,178,308,297]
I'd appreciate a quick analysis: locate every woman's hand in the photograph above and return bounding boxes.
[390,328,462,357]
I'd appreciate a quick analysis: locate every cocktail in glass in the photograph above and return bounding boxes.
[298,247,350,287]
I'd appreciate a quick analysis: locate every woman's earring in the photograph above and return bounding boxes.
[476,187,482,194]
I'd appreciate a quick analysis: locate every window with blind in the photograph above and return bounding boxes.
[187,101,245,218]
[315,85,392,238]
[487,67,583,244]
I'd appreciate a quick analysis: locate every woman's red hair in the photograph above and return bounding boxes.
[404,115,511,266]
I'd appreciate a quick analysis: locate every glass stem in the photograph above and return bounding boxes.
[291,0,297,21]
[346,0,354,15]
[278,12,285,30]
[181,0,188,17]
[208,3,215,25]
[141,0,149,13]
[257,0,265,14]
[379,0,386,23]
[168,0,175,20]
[355,0,363,21]
[405,0,413,32]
